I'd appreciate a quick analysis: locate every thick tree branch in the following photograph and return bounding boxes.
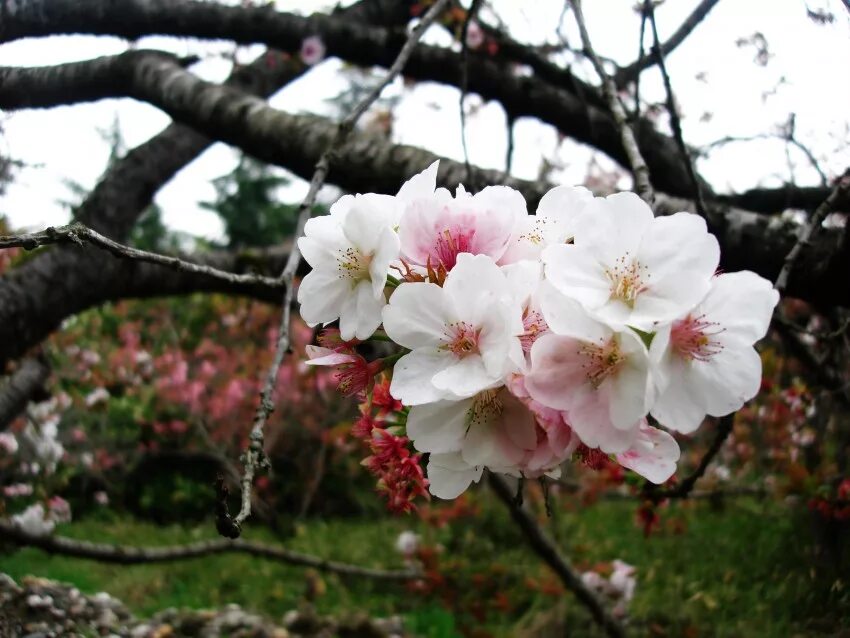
[488,473,626,638]
[0,0,703,201]
[0,356,50,429]
[0,520,416,581]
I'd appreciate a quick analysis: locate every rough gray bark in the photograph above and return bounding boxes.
[2,52,843,303]
[0,0,701,201]
[0,356,50,429]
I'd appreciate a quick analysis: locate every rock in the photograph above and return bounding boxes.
[0,573,411,637]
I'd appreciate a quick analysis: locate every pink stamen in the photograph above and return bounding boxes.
[670,314,724,362]
[605,252,650,306]
[578,338,624,389]
[442,321,481,358]
[433,226,474,270]
[519,309,549,353]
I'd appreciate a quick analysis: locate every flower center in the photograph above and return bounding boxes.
[434,226,474,270]
[337,247,372,285]
[467,389,503,429]
[605,252,649,307]
[670,314,724,362]
[441,321,481,358]
[578,338,624,389]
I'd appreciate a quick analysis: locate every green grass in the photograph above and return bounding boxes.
[2,497,848,637]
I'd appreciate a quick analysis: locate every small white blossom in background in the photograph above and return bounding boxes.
[300,35,326,66]
[23,420,64,473]
[297,161,779,501]
[11,503,56,536]
[85,386,111,407]
[394,531,420,558]
[94,490,110,506]
[0,432,18,454]
[581,560,637,618]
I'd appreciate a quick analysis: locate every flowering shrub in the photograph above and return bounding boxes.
[299,162,779,505]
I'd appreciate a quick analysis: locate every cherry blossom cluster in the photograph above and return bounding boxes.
[299,162,779,500]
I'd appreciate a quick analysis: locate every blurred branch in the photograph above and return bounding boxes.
[0,356,50,429]
[643,414,735,503]
[488,473,626,638]
[775,168,850,294]
[458,0,484,185]
[615,0,722,87]
[217,0,451,538]
[0,223,284,290]
[570,0,654,205]
[647,2,707,217]
[0,520,417,581]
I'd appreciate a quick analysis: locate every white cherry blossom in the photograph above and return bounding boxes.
[500,185,594,264]
[543,192,720,330]
[398,182,527,271]
[525,289,656,453]
[426,452,484,499]
[297,192,400,340]
[383,253,523,404]
[650,271,779,433]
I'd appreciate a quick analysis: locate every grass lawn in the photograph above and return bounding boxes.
[2,494,848,637]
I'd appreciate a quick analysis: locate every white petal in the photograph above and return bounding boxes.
[573,192,652,261]
[382,282,450,349]
[426,452,483,499]
[343,194,398,253]
[535,184,594,241]
[369,226,400,298]
[338,280,384,341]
[297,270,350,326]
[616,424,680,484]
[701,272,779,344]
[538,282,611,341]
[389,349,454,405]
[432,356,501,398]
[650,361,708,434]
[407,399,472,454]
[396,160,439,204]
[444,253,509,324]
[692,345,763,417]
[543,244,611,311]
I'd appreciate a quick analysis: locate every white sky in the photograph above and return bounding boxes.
[0,0,848,241]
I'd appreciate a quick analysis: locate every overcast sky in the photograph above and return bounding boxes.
[1,0,848,241]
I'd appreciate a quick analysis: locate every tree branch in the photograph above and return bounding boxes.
[570,0,654,205]
[0,0,703,201]
[615,0,722,88]
[218,0,452,537]
[488,473,626,638]
[0,520,417,581]
[647,2,707,217]
[0,223,284,290]
[775,168,850,294]
[643,414,735,502]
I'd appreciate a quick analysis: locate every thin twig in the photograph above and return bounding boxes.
[631,2,648,122]
[0,223,284,290]
[643,414,735,503]
[775,168,850,294]
[0,520,417,580]
[459,0,483,187]
[488,473,626,638]
[647,2,707,218]
[219,0,451,537]
[615,0,721,88]
[570,0,654,206]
